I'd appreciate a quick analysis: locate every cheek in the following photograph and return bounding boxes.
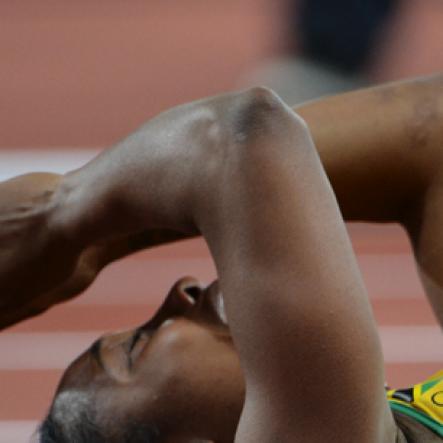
[122,334,244,432]
[168,343,245,427]
[163,337,243,405]
[94,386,141,430]
[130,323,244,409]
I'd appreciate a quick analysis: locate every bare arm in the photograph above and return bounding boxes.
[45,87,397,441]
[0,86,417,440]
[300,74,443,222]
[0,172,190,328]
[193,89,394,442]
[299,74,443,323]
[1,74,441,329]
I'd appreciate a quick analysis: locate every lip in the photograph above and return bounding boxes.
[154,279,227,327]
[195,281,228,326]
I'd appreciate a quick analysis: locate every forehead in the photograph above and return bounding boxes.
[56,343,100,393]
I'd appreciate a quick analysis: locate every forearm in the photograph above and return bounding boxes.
[75,75,443,245]
[50,74,443,251]
[2,74,441,329]
[0,173,79,326]
[1,90,248,329]
[93,229,193,268]
[53,116,204,247]
[194,89,388,442]
[0,169,192,329]
[96,74,443,234]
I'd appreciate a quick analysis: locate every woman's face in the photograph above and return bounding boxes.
[54,277,245,442]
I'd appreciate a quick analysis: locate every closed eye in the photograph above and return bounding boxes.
[129,328,143,353]
[127,328,150,369]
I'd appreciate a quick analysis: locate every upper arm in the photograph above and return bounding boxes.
[296,75,443,326]
[402,179,443,326]
[198,88,395,442]
[296,74,443,223]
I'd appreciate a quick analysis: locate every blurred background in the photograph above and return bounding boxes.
[0,1,442,441]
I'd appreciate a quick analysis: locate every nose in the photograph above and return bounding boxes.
[177,276,204,304]
[168,276,204,308]
[99,278,206,344]
[147,276,204,327]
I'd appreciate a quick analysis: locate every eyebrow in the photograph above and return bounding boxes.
[90,339,104,370]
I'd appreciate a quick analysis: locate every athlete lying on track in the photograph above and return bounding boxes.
[0,75,442,442]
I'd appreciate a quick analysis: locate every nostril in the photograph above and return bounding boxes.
[183,285,201,302]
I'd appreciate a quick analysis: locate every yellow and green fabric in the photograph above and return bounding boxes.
[387,370,443,437]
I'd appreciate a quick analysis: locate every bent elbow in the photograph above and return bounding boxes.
[229,86,309,146]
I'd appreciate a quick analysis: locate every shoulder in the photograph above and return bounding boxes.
[393,410,443,443]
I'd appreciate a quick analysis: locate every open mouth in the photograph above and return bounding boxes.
[197,282,228,326]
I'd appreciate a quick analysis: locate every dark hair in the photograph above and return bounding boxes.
[39,412,105,443]
[39,397,159,443]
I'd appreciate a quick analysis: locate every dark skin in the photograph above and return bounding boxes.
[1,75,442,329]
[56,278,244,442]
[0,75,442,441]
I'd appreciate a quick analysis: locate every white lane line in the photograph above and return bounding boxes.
[0,149,99,181]
[0,327,441,370]
[0,332,100,370]
[72,258,217,305]
[379,326,443,364]
[68,253,425,306]
[358,254,425,299]
[0,420,39,443]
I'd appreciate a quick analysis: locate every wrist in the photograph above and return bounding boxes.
[48,172,91,251]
